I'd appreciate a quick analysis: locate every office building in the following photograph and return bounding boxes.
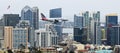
[82,11,91,43]
[4,26,13,49]
[16,20,35,47]
[21,6,33,27]
[110,26,120,45]
[74,14,84,43]
[50,8,62,18]
[94,11,101,45]
[21,6,38,46]
[2,14,20,27]
[13,28,28,49]
[32,7,39,30]
[49,8,62,41]
[90,11,101,45]
[21,6,39,29]
[106,14,118,45]
[106,14,118,27]
[35,24,58,47]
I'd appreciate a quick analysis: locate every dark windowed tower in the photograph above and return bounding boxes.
[106,14,118,45]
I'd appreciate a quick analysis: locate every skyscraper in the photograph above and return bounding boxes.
[90,11,101,45]
[21,6,39,46]
[32,7,39,30]
[106,14,118,45]
[49,8,62,41]
[74,14,84,43]
[82,11,90,43]
[21,6,33,27]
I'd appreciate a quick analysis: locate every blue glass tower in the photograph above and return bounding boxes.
[21,6,33,27]
[50,8,61,18]
[74,14,83,43]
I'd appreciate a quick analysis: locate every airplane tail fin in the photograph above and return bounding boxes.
[41,13,46,18]
[41,13,48,20]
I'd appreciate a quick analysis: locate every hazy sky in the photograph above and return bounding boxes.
[0,0,120,22]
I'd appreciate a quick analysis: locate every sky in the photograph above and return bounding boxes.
[0,0,120,22]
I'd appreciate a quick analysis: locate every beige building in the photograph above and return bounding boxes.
[4,26,13,49]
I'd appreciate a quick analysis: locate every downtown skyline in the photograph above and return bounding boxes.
[0,0,120,22]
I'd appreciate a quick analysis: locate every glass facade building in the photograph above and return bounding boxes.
[82,11,90,43]
[92,11,101,45]
[106,14,118,45]
[74,14,84,43]
[3,14,21,27]
[50,8,62,18]
[106,15,118,26]
[21,6,33,27]
[32,7,39,30]
[108,26,120,45]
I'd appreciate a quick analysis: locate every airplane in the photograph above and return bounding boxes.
[40,13,68,24]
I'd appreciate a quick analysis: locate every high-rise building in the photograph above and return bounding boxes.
[21,6,39,29]
[74,14,84,43]
[106,14,118,45]
[21,6,39,46]
[13,28,28,49]
[90,18,101,45]
[90,11,101,45]
[49,8,62,41]
[80,11,101,44]
[4,26,13,49]
[2,14,20,27]
[32,7,39,30]
[82,11,91,43]
[21,6,33,27]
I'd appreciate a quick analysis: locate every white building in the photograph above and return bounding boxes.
[35,24,58,47]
